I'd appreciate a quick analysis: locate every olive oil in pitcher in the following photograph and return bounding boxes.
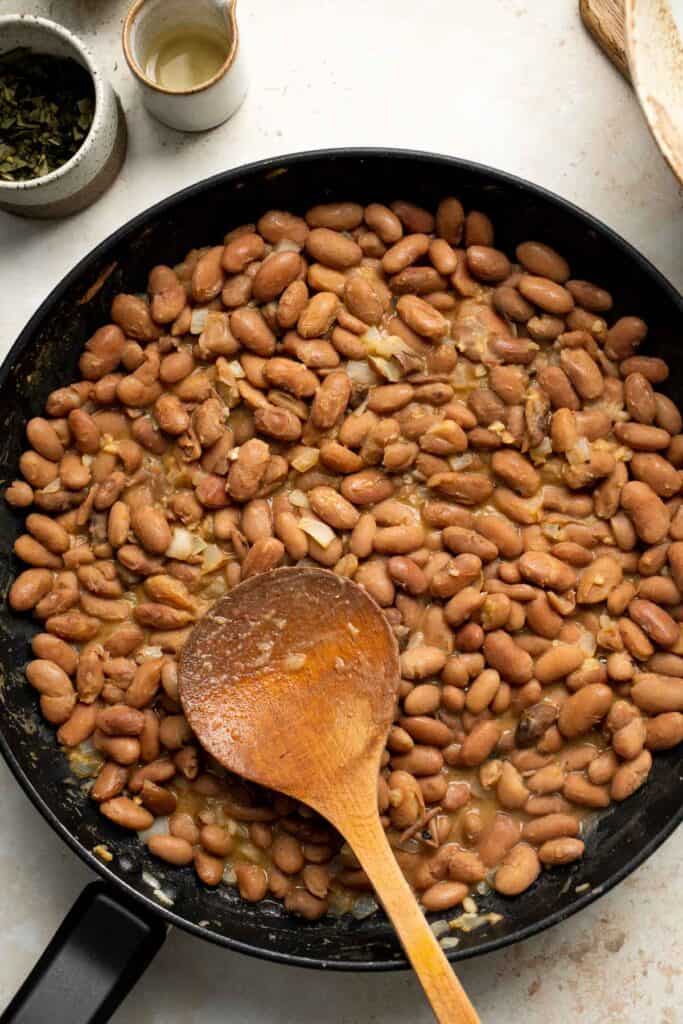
[144,25,229,91]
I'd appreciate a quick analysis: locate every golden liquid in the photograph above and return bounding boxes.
[145,25,229,91]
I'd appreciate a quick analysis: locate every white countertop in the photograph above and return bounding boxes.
[1,2,683,1021]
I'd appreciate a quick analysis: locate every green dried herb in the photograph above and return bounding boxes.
[0,47,95,182]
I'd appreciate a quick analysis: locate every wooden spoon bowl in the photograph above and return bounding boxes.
[179,566,479,1024]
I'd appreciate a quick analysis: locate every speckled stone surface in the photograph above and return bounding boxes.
[1,2,682,1021]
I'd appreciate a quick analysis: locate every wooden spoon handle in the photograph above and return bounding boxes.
[345,815,480,1024]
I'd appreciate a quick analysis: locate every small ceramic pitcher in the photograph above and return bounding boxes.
[123,0,247,132]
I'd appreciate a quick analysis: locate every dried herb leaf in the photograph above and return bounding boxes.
[0,48,95,182]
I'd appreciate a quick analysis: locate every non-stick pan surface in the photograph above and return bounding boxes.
[1,149,682,972]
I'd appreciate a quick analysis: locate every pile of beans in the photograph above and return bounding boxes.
[8,196,683,921]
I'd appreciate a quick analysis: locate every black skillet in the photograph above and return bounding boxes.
[1,149,682,1024]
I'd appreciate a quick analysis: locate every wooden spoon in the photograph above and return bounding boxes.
[179,566,479,1024]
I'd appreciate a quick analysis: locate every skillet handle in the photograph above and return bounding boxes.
[0,881,167,1024]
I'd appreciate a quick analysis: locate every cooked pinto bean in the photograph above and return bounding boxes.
[611,751,652,801]
[614,422,671,451]
[646,712,683,749]
[518,275,573,314]
[494,843,541,895]
[631,674,683,713]
[517,242,569,283]
[538,838,585,865]
[396,295,448,340]
[558,685,613,738]
[100,797,153,831]
[620,481,670,544]
[10,569,54,612]
[562,773,609,808]
[491,450,540,497]
[483,631,533,685]
[535,645,585,684]
[518,552,577,592]
[421,880,468,911]
[628,598,679,648]
[630,453,680,497]
[477,813,522,867]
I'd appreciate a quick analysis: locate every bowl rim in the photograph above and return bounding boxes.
[0,14,105,192]
[1,147,682,971]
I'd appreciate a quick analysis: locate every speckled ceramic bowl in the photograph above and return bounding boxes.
[625,0,683,185]
[0,16,127,219]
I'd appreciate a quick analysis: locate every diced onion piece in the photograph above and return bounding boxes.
[448,913,483,933]
[274,238,301,253]
[614,445,632,463]
[346,359,381,386]
[69,738,103,779]
[451,360,477,387]
[351,895,378,920]
[222,864,237,885]
[530,437,552,464]
[567,437,591,465]
[594,395,627,422]
[288,489,310,508]
[362,327,412,358]
[166,526,206,561]
[430,920,450,938]
[299,516,336,548]
[524,489,545,521]
[239,841,263,863]
[352,395,370,416]
[541,522,564,540]
[214,372,241,409]
[198,312,232,351]
[449,453,473,471]
[140,645,163,659]
[228,359,245,379]
[165,527,193,560]
[202,575,228,599]
[202,543,227,574]
[368,355,402,381]
[190,307,209,334]
[370,335,407,359]
[290,447,320,472]
[578,631,598,657]
[362,325,381,344]
[41,476,63,493]
[152,888,175,907]
[139,819,169,843]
